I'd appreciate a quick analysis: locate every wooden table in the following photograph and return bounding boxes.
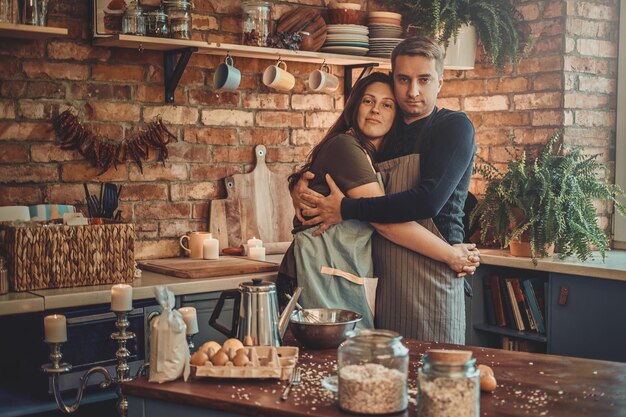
[123,339,626,417]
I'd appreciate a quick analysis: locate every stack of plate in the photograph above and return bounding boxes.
[321,24,369,56]
[367,11,403,58]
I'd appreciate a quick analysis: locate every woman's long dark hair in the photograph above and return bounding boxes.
[288,72,396,190]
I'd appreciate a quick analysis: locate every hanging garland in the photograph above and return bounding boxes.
[52,108,178,174]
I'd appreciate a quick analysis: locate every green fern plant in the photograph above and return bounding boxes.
[386,0,529,72]
[470,131,626,263]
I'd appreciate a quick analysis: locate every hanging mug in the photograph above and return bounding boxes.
[213,53,241,91]
[308,62,339,93]
[262,59,295,91]
[180,231,213,259]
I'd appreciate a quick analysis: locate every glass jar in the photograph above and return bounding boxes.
[0,257,8,295]
[163,0,192,40]
[144,8,168,37]
[241,1,270,47]
[337,329,409,414]
[122,1,146,36]
[417,351,480,417]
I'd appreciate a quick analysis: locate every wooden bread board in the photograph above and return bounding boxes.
[276,7,327,52]
[138,257,279,279]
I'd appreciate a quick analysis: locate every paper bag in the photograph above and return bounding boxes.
[149,286,190,383]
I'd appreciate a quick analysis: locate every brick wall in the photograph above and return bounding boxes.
[0,0,620,258]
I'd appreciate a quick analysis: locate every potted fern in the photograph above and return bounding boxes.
[386,0,528,72]
[470,131,626,263]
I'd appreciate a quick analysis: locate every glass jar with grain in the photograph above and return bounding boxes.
[164,0,192,40]
[241,1,270,47]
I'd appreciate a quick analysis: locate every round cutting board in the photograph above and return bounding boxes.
[276,7,327,52]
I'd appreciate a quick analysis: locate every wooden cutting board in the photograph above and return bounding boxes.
[138,257,279,279]
[276,7,327,52]
[209,145,295,248]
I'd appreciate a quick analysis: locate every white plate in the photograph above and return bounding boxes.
[368,11,402,19]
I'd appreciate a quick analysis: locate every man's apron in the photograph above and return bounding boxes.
[372,153,465,344]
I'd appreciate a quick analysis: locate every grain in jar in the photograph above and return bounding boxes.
[164,0,192,40]
[241,1,270,46]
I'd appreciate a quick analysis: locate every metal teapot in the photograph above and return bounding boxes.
[209,279,301,346]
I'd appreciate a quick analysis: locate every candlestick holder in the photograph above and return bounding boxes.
[186,332,197,352]
[42,309,146,417]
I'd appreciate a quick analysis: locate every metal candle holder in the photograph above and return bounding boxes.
[41,310,144,417]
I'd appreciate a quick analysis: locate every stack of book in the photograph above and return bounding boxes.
[484,276,546,334]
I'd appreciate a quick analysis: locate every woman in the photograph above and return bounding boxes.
[277,72,478,328]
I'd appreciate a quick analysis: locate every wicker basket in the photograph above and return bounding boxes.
[0,220,135,291]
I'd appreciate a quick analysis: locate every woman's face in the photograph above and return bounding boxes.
[356,82,396,141]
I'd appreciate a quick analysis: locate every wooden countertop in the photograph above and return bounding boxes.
[122,339,626,417]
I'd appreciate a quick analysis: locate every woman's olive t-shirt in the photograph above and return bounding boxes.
[292,133,378,232]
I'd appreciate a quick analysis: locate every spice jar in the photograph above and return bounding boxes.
[241,1,270,47]
[0,256,8,295]
[144,7,168,37]
[164,0,192,40]
[122,0,146,36]
[337,329,409,414]
[417,349,480,417]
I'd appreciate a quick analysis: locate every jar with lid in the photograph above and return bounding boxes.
[337,329,409,414]
[163,0,192,40]
[122,1,146,36]
[144,7,168,37]
[417,349,480,417]
[0,256,8,295]
[241,1,270,47]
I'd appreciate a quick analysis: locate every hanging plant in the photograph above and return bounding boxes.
[52,109,177,174]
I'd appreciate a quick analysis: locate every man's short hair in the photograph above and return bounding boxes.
[391,36,445,76]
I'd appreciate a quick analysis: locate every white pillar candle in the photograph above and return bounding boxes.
[44,314,67,343]
[111,284,133,311]
[178,306,199,335]
[203,234,219,260]
[247,236,263,248]
[249,246,266,261]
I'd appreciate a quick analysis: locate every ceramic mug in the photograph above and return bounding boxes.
[308,63,339,93]
[213,54,241,91]
[180,231,213,259]
[262,60,295,91]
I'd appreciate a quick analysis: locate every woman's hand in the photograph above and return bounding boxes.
[290,171,316,223]
[447,243,481,278]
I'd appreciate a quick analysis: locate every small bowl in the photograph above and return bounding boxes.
[328,9,364,25]
[289,308,362,349]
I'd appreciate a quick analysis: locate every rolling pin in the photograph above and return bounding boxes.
[222,241,292,256]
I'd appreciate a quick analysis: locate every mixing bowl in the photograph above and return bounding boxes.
[289,308,363,349]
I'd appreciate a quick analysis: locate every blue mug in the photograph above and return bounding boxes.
[213,55,241,91]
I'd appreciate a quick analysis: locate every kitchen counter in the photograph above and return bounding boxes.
[123,338,626,417]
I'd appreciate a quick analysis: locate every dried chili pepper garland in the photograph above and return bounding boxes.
[52,108,178,174]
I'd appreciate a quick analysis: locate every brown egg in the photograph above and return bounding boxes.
[190,350,209,366]
[478,364,494,377]
[211,349,230,366]
[243,335,254,346]
[200,341,222,355]
[480,374,497,392]
[232,350,250,367]
[223,338,244,352]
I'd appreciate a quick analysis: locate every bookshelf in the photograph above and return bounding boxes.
[473,323,547,343]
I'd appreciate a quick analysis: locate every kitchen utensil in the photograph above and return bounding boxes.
[280,367,301,401]
[263,60,295,91]
[289,308,362,349]
[137,256,278,279]
[209,280,302,346]
[103,183,118,219]
[286,294,320,323]
[208,145,294,248]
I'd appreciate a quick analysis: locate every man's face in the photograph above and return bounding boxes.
[393,55,443,124]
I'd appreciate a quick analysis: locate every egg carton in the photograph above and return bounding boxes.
[192,346,299,380]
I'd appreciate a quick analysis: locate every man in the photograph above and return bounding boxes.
[294,36,477,344]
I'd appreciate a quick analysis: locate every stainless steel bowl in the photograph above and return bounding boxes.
[289,308,363,349]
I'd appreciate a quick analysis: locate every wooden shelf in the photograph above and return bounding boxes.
[474,323,548,343]
[0,22,68,39]
[93,34,391,69]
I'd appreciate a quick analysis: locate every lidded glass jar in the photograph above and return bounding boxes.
[337,329,409,414]
[122,1,146,36]
[417,349,480,417]
[145,7,168,37]
[164,0,192,40]
[241,1,270,47]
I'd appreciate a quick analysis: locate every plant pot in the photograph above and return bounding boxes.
[509,239,555,259]
[443,24,477,70]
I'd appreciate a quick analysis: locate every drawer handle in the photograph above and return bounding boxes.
[558,285,569,305]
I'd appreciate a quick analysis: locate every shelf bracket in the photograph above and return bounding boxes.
[343,63,380,101]
[164,47,198,103]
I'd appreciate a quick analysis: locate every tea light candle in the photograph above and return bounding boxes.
[203,234,219,260]
[111,284,133,311]
[178,306,199,335]
[247,236,262,248]
[44,314,67,343]
[249,246,266,261]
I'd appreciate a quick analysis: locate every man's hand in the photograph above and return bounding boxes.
[301,174,345,235]
[291,171,317,223]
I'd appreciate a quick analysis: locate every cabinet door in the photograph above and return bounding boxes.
[549,273,626,362]
[181,292,236,345]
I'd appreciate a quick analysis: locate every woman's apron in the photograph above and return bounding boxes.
[372,154,466,344]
